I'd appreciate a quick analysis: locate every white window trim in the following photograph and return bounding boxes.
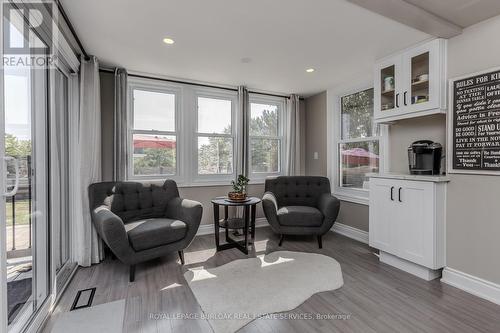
[127,77,240,186]
[127,78,184,183]
[328,82,389,205]
[191,87,238,184]
[248,94,286,183]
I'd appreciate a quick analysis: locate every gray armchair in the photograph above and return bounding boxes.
[262,176,340,248]
[88,180,202,282]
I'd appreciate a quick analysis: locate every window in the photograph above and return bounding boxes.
[249,96,285,180]
[195,93,236,180]
[332,87,385,204]
[130,87,178,178]
[128,78,239,184]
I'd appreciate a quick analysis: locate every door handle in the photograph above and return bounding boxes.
[3,156,20,197]
[390,186,394,201]
[398,187,402,202]
[395,93,399,108]
[404,91,408,106]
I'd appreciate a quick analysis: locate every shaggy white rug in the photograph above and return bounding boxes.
[184,251,343,333]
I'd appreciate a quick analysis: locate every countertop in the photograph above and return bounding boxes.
[368,173,450,183]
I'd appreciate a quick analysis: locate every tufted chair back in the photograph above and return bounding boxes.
[264,176,331,208]
[88,180,179,223]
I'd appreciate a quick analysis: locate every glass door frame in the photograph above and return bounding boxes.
[1,3,9,331]
[6,45,50,333]
[2,3,51,331]
[49,60,78,301]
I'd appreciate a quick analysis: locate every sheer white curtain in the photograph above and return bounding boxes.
[71,56,103,266]
[285,94,301,176]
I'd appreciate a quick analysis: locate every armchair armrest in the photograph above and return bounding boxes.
[91,206,134,262]
[166,197,203,239]
[262,191,280,231]
[317,193,341,221]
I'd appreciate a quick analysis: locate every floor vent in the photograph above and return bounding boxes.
[70,287,96,311]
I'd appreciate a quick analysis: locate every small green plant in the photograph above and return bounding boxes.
[231,174,250,193]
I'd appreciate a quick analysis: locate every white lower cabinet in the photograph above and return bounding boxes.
[369,176,447,280]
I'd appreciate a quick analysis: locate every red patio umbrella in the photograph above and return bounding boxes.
[133,135,176,149]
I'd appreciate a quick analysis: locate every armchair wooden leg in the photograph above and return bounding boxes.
[278,234,285,247]
[129,265,136,282]
[317,235,323,249]
[178,250,185,265]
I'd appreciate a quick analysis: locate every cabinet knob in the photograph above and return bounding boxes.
[395,94,399,108]
[404,91,408,106]
[390,186,394,201]
[398,187,402,202]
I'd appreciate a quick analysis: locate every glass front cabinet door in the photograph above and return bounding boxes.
[375,55,402,115]
[374,39,446,122]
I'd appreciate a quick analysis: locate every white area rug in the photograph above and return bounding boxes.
[51,299,125,333]
[184,251,343,333]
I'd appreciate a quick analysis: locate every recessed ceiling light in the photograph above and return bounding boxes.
[306,68,315,73]
[163,38,175,45]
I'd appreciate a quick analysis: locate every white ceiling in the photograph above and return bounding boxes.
[405,0,500,28]
[61,0,433,96]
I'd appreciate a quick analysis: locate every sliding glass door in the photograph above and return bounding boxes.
[2,2,79,331]
[2,6,50,332]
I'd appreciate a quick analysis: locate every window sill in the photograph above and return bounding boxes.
[332,190,369,206]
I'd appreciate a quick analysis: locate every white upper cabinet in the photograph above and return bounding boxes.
[374,39,447,123]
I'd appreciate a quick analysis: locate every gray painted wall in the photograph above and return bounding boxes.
[305,92,328,176]
[100,71,115,181]
[304,91,369,231]
[337,201,369,232]
[388,114,446,173]
[445,15,500,284]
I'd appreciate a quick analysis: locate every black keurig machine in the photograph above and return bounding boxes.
[408,140,442,175]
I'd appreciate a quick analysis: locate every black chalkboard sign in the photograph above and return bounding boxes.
[451,69,500,173]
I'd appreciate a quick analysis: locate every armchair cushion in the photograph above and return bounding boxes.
[277,206,323,227]
[124,218,187,251]
[97,180,180,223]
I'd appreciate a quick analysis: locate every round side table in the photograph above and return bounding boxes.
[211,196,261,255]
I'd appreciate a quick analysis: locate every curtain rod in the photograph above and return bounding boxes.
[56,0,90,60]
[99,68,301,100]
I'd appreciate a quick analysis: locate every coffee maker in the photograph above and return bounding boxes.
[407,140,442,175]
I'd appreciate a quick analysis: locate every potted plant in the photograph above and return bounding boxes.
[228,174,250,201]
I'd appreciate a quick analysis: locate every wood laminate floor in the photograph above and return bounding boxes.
[42,227,500,333]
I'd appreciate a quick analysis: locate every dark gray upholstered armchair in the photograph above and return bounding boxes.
[262,176,340,248]
[88,180,202,282]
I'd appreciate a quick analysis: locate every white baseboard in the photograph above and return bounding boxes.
[197,217,269,236]
[331,222,369,244]
[198,219,370,246]
[380,251,442,281]
[441,267,500,306]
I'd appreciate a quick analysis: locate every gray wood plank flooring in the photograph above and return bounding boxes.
[42,227,500,333]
